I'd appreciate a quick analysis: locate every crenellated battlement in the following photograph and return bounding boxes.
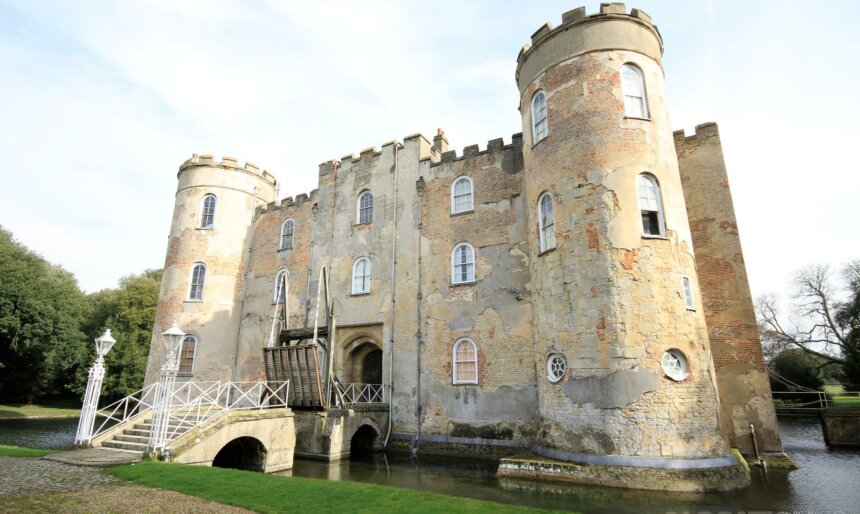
[673,122,719,145]
[256,188,319,216]
[515,4,662,91]
[429,133,523,170]
[179,153,277,186]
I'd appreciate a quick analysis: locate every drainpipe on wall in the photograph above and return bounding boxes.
[413,175,425,455]
[384,142,400,447]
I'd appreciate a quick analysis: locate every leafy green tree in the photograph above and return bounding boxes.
[768,348,824,393]
[758,260,860,391]
[75,269,162,401]
[0,227,89,402]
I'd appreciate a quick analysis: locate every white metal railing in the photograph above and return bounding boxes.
[160,380,290,446]
[90,382,159,441]
[772,391,830,411]
[89,380,289,448]
[335,383,383,404]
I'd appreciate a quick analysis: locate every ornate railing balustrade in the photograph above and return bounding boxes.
[87,380,289,448]
[335,383,384,404]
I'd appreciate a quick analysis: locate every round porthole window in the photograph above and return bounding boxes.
[661,350,688,381]
[546,353,566,383]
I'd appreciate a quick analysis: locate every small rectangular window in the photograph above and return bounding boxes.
[682,276,695,310]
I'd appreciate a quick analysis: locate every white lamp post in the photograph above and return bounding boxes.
[148,322,185,454]
[75,329,116,445]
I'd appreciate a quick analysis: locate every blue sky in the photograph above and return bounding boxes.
[0,0,858,300]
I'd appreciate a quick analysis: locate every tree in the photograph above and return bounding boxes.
[74,269,162,401]
[768,349,823,393]
[0,227,89,402]
[757,261,860,390]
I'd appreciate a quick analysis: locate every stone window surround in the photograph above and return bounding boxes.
[177,333,198,376]
[279,219,294,251]
[450,175,474,215]
[452,338,478,385]
[186,262,206,302]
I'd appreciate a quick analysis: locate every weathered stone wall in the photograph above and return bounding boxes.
[516,4,727,459]
[418,136,539,441]
[145,155,276,386]
[675,123,783,453]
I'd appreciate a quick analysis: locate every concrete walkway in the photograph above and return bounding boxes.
[41,447,142,467]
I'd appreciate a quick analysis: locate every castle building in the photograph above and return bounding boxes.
[144,3,785,490]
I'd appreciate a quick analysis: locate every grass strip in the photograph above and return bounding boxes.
[110,461,555,513]
[0,403,80,418]
[0,444,59,457]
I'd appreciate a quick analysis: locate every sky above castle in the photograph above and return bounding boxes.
[0,0,858,303]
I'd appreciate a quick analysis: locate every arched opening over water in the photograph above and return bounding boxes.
[350,424,379,460]
[212,436,267,472]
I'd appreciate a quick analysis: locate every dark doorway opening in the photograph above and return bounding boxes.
[362,349,383,385]
[212,437,267,472]
[350,425,379,460]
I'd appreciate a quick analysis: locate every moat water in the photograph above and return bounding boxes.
[2,416,857,513]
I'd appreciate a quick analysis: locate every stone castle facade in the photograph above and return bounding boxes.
[144,3,784,488]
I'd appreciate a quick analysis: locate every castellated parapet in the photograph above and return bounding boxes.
[144,4,786,491]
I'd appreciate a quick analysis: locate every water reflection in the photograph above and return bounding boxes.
[0,417,78,449]
[2,416,857,513]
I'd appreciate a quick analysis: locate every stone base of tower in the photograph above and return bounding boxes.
[497,448,751,492]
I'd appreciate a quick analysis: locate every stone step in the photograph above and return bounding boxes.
[123,428,152,437]
[102,440,148,452]
[113,434,150,444]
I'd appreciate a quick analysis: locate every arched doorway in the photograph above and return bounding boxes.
[362,349,382,385]
[212,437,267,472]
[350,424,379,459]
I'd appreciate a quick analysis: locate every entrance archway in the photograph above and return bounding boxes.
[362,349,382,385]
[212,437,267,472]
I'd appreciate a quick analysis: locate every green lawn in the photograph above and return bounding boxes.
[822,385,860,408]
[0,444,59,458]
[110,461,557,513]
[0,403,80,418]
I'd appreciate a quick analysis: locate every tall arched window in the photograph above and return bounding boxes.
[280,219,294,250]
[451,243,475,284]
[188,263,206,301]
[621,64,649,119]
[178,335,197,375]
[538,193,556,252]
[451,176,473,214]
[273,269,288,304]
[352,257,371,294]
[357,191,373,224]
[453,338,478,384]
[200,195,216,228]
[531,90,548,143]
[637,173,665,236]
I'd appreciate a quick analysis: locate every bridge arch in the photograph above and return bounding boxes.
[212,436,268,472]
[350,418,383,458]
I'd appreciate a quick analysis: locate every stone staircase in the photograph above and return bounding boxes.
[100,416,204,452]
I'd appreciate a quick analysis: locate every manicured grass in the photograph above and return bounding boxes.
[110,461,557,513]
[824,384,844,394]
[0,403,80,418]
[831,395,860,408]
[0,444,59,457]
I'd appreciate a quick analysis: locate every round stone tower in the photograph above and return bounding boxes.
[145,154,277,385]
[518,4,731,463]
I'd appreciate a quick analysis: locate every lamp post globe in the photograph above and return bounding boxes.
[95,329,116,359]
[162,322,185,354]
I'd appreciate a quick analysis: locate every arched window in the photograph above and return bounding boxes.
[451,243,475,284]
[352,257,371,294]
[621,64,649,119]
[178,335,197,375]
[453,338,478,384]
[538,193,556,252]
[273,269,288,304]
[188,263,206,301]
[280,219,294,250]
[637,173,665,236]
[357,191,373,224]
[531,90,548,143]
[451,176,473,214]
[200,195,216,228]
